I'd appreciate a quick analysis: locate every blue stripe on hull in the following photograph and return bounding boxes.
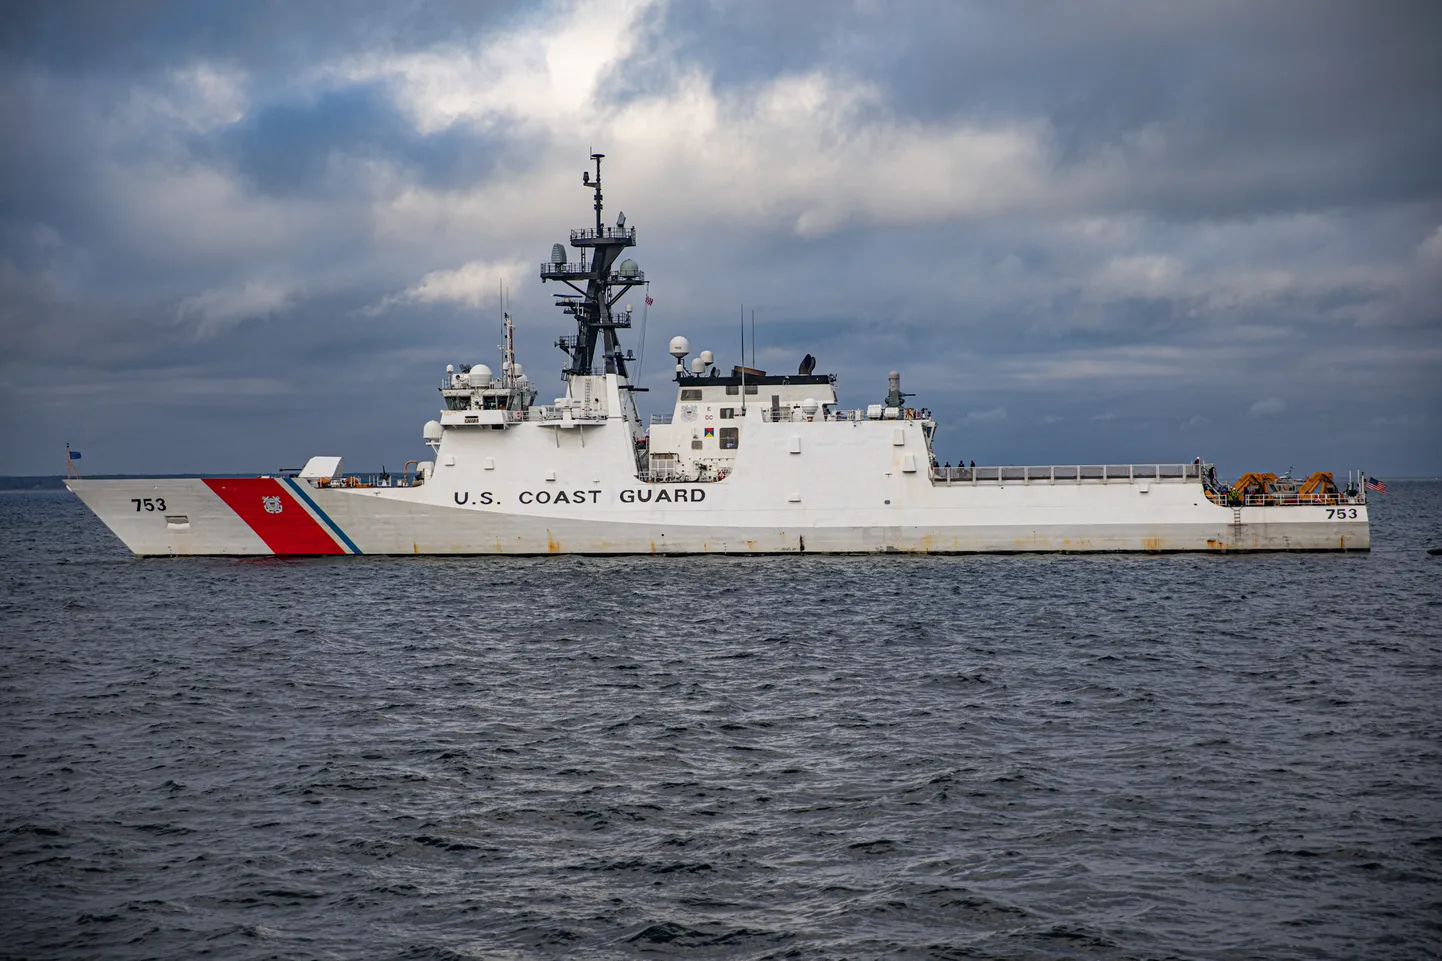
[282,476,364,555]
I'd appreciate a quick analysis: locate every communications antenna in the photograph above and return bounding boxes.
[539,153,647,379]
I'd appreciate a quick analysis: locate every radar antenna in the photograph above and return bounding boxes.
[540,153,647,378]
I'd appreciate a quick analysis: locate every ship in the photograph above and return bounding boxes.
[68,154,1370,555]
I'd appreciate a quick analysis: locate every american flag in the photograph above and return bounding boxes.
[1365,475,1387,494]
[645,294,654,306]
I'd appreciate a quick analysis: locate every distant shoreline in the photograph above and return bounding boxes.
[0,475,256,492]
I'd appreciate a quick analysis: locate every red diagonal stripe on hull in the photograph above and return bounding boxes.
[203,478,345,555]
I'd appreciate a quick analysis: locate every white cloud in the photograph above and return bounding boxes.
[964,406,1007,423]
[366,258,530,314]
[101,163,322,267]
[1005,345,1190,382]
[327,1,1056,240]
[1083,251,1373,316]
[1359,224,1442,327]
[1088,254,1184,299]
[328,0,654,135]
[1247,397,1286,417]
[177,281,293,336]
[122,63,249,133]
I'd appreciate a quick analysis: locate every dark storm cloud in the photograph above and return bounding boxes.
[198,84,514,197]
[657,1,1442,217]
[1,0,1439,477]
[0,1,516,75]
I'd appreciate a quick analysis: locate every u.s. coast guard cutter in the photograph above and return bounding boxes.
[69,155,1371,555]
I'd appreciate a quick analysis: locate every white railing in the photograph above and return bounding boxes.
[449,406,609,425]
[759,408,934,423]
[510,407,605,423]
[635,468,726,484]
[310,473,417,489]
[1240,492,1366,507]
[931,464,1206,485]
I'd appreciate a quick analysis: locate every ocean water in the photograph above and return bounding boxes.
[1,484,1440,960]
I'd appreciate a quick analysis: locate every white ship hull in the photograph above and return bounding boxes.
[67,408,1369,556]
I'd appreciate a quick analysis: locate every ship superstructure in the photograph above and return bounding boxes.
[68,156,1371,555]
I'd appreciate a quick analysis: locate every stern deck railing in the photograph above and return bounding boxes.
[932,464,1205,485]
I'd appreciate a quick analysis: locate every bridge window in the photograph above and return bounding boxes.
[725,384,739,395]
[744,384,758,395]
[680,389,703,401]
[719,408,734,419]
[720,427,739,450]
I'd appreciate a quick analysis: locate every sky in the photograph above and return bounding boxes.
[2,0,1439,477]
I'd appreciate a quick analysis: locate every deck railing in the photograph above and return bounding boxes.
[635,468,725,484]
[539,264,645,284]
[1240,492,1366,507]
[570,226,637,243]
[307,473,419,489]
[507,407,606,423]
[931,463,1206,485]
[759,408,933,423]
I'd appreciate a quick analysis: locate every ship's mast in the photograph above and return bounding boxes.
[502,309,516,388]
[539,153,646,379]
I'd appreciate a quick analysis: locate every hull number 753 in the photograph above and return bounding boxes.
[132,497,167,512]
[1326,508,1358,519]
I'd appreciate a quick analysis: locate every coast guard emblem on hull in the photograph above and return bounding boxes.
[262,495,283,514]
[681,405,698,422]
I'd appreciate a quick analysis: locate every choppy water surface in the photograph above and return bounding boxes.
[2,484,1440,960]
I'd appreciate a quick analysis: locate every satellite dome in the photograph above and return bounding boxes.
[668,336,690,359]
[469,364,493,387]
[801,398,820,416]
[691,358,706,373]
[550,243,567,265]
[699,350,714,366]
[618,258,639,278]
[422,420,443,441]
[511,363,523,378]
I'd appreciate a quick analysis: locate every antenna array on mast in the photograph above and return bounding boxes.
[539,153,647,379]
